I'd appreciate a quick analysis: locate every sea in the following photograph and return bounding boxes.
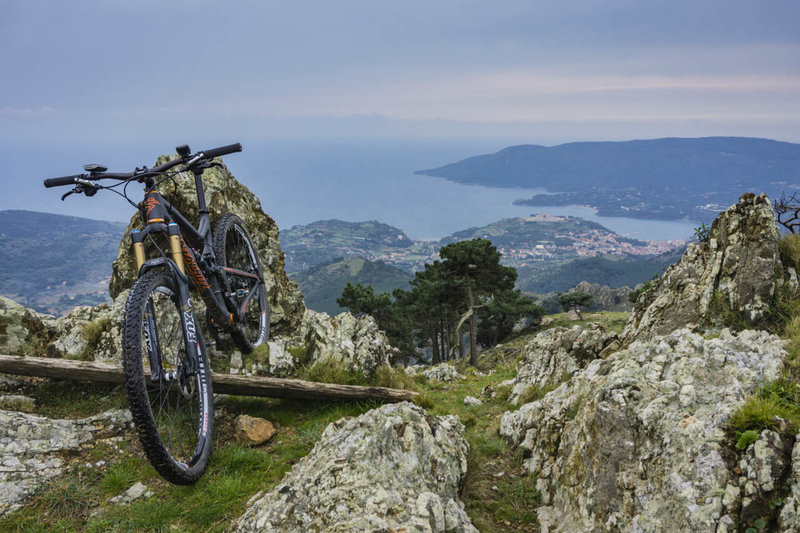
[6,138,697,242]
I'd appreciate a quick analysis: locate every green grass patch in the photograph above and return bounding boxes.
[779,233,800,272]
[543,311,629,334]
[728,387,800,436]
[25,379,126,419]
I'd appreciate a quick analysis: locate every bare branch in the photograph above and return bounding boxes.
[774,192,800,234]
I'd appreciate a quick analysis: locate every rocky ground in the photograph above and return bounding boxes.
[0,182,798,531]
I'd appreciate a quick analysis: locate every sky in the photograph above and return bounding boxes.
[2,0,799,227]
[3,0,799,144]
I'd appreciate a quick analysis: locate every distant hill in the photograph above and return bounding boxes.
[0,210,126,314]
[517,250,684,294]
[290,257,413,315]
[415,137,800,221]
[281,217,683,304]
[280,219,437,274]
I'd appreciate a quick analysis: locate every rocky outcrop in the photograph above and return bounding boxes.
[0,408,132,516]
[0,294,125,361]
[108,155,304,336]
[297,309,395,375]
[500,328,786,532]
[407,363,464,382]
[780,429,800,530]
[507,323,620,405]
[229,309,395,378]
[624,193,783,342]
[234,402,476,533]
[0,296,59,356]
[568,281,634,312]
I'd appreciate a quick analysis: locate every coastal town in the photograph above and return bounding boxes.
[281,215,686,274]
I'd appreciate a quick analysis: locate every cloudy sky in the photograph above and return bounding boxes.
[3,0,800,144]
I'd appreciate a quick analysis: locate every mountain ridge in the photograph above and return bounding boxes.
[415,136,800,221]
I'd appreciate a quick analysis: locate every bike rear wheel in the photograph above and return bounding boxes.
[122,271,213,485]
[213,214,269,353]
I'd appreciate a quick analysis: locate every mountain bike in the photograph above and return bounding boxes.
[44,143,269,484]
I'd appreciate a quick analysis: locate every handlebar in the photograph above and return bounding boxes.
[44,174,85,188]
[202,143,242,159]
[42,142,242,189]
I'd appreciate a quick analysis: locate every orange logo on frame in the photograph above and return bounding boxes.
[144,197,160,216]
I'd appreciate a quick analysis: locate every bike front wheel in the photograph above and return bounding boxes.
[213,213,269,353]
[122,271,213,485]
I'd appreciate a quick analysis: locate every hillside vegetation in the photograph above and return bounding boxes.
[289,256,413,315]
[0,210,125,314]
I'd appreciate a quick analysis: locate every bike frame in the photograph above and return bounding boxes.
[130,168,262,381]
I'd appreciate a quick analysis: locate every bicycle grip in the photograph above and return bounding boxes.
[203,143,242,159]
[44,175,80,188]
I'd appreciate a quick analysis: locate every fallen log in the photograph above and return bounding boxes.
[0,354,416,402]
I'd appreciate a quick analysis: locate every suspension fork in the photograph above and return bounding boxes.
[132,225,202,381]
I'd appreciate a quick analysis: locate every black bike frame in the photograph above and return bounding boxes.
[131,169,262,381]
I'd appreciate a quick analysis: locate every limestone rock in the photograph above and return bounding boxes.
[297,309,395,377]
[780,429,800,530]
[51,291,127,361]
[0,292,126,361]
[108,155,304,336]
[507,323,619,405]
[499,328,785,532]
[0,296,59,357]
[463,396,482,406]
[235,415,276,446]
[109,482,152,505]
[736,430,792,526]
[234,402,476,533]
[624,193,783,342]
[568,281,634,312]
[407,363,464,382]
[0,408,132,516]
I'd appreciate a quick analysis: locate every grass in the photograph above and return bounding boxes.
[541,311,629,334]
[779,233,800,272]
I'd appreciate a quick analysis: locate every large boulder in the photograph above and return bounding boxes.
[296,309,395,375]
[234,402,476,532]
[499,328,786,532]
[507,323,620,405]
[229,309,396,378]
[568,281,634,312]
[0,408,132,516]
[108,155,304,336]
[0,295,125,361]
[0,296,59,356]
[624,193,783,342]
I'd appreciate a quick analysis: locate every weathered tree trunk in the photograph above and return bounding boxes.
[0,354,416,402]
[439,319,447,361]
[430,323,441,364]
[467,282,479,366]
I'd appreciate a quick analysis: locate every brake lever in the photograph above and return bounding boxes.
[60,181,99,201]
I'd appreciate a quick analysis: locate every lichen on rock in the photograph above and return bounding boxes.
[624,193,784,343]
[406,363,464,382]
[296,309,395,376]
[507,323,619,405]
[0,408,132,516]
[500,328,786,532]
[234,402,476,533]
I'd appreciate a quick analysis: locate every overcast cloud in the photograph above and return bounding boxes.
[2,0,799,143]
